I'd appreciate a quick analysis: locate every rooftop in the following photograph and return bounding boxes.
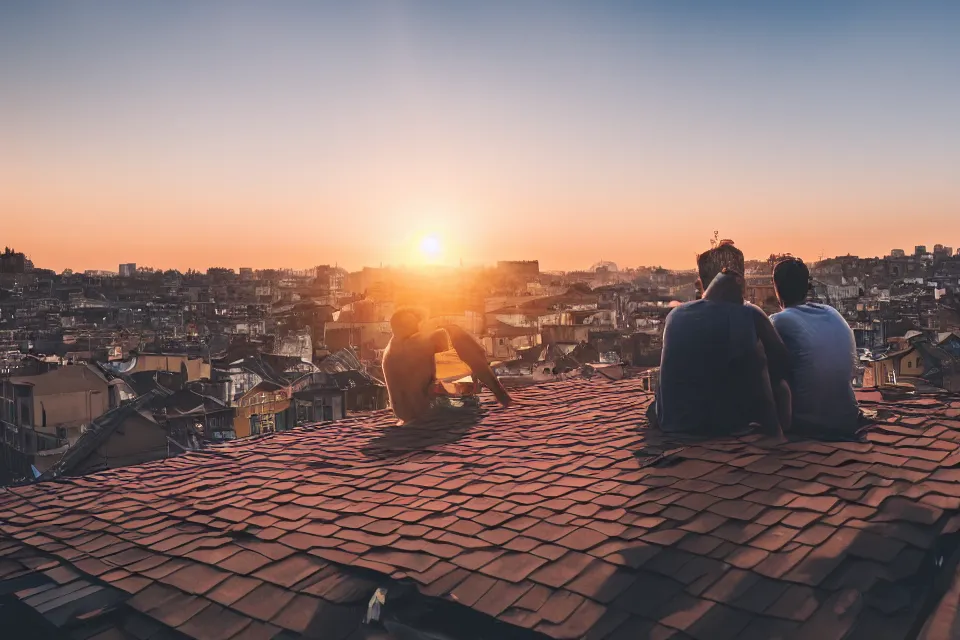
[3,379,960,639]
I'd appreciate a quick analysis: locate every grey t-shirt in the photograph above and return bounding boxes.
[770,304,859,432]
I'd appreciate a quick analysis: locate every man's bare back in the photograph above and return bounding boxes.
[383,309,512,425]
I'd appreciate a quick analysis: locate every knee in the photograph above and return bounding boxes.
[771,379,791,411]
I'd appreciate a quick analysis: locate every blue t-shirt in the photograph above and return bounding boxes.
[656,299,759,435]
[770,304,859,432]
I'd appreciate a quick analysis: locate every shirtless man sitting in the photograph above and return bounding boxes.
[383,308,512,425]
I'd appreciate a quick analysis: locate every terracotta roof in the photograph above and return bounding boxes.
[3,379,960,639]
[40,393,163,480]
[157,389,231,417]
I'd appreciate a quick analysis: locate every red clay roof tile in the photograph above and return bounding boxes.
[4,380,960,640]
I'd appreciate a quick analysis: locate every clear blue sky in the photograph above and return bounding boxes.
[2,1,959,271]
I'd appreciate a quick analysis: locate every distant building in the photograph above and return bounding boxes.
[102,353,211,381]
[0,364,137,480]
[862,335,959,392]
[315,264,344,292]
[497,260,540,282]
[118,263,137,277]
[0,248,26,274]
[890,249,906,258]
[40,396,171,479]
[915,246,927,257]
[239,267,253,280]
[745,276,778,310]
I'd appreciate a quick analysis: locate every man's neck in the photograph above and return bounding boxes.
[703,273,743,304]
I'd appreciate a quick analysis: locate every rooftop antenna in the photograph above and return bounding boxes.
[710,231,719,249]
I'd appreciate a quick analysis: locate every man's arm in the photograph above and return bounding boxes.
[842,314,860,378]
[748,305,789,384]
[750,338,784,437]
[441,325,512,406]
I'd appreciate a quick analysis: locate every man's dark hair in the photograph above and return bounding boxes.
[773,257,809,307]
[390,307,425,336]
[696,243,745,288]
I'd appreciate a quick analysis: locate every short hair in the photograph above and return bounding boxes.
[773,257,809,306]
[696,243,745,288]
[389,307,424,335]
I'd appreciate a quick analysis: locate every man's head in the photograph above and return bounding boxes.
[773,257,809,308]
[389,307,424,338]
[696,243,745,292]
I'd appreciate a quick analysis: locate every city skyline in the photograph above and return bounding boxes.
[7,240,960,276]
[3,1,960,272]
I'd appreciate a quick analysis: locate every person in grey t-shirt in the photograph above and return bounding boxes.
[770,258,860,434]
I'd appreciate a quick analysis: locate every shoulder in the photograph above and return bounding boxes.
[807,303,848,323]
[769,307,794,327]
[666,300,691,317]
[382,338,398,358]
[819,304,854,332]
[821,304,846,319]
[743,302,772,324]
[665,300,701,321]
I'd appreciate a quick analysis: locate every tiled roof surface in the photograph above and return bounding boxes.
[4,378,960,639]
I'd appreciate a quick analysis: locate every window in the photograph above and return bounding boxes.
[258,413,276,433]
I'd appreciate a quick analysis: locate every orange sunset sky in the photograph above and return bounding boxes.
[2,2,959,273]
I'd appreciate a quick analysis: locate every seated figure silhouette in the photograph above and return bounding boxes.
[383,308,512,425]
[654,243,790,437]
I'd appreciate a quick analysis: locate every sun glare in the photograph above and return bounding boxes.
[419,235,442,260]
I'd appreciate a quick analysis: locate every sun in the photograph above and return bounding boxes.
[419,234,443,260]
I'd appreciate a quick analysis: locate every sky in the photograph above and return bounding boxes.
[2,1,959,273]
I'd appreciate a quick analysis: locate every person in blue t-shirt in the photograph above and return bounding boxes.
[770,258,860,434]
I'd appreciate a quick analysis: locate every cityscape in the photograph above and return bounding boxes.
[3,240,960,467]
[4,2,960,639]
[3,242,960,638]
